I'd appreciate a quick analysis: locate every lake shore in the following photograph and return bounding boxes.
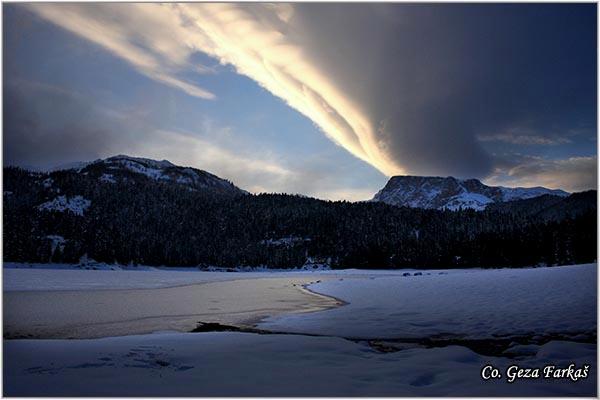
[3,264,596,396]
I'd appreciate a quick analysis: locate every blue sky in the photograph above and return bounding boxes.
[3,3,597,198]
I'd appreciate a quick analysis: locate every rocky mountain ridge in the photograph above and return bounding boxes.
[372,175,569,210]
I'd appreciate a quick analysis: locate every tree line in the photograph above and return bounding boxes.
[3,166,596,269]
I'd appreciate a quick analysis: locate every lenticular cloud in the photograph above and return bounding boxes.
[26,3,594,180]
[26,3,402,176]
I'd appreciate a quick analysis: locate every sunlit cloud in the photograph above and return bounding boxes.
[136,128,294,188]
[26,3,215,99]
[137,128,384,201]
[25,3,402,176]
[485,155,597,192]
[173,3,402,176]
[23,3,596,188]
[5,76,381,201]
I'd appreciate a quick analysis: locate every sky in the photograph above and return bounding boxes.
[3,3,597,200]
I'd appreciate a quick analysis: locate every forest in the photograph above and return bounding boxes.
[3,166,597,269]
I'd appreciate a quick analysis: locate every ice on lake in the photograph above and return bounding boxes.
[3,262,597,396]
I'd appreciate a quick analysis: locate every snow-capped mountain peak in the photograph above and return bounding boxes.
[106,155,175,170]
[372,175,568,210]
[96,155,246,195]
[41,155,247,196]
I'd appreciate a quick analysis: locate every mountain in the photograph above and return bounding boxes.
[488,190,597,222]
[372,175,569,210]
[52,155,247,196]
[3,156,596,269]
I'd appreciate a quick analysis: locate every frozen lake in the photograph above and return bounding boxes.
[3,263,597,396]
[262,263,597,340]
[5,276,340,339]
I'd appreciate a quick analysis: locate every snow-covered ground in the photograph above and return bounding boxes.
[261,263,597,340]
[4,333,595,396]
[3,262,597,396]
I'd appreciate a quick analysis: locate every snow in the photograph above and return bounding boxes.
[113,158,166,180]
[106,155,174,170]
[4,333,595,396]
[5,263,594,339]
[175,174,194,185]
[37,195,91,216]
[500,186,569,201]
[99,173,116,183]
[5,261,348,340]
[102,155,238,193]
[4,262,595,396]
[19,155,244,195]
[3,262,333,291]
[173,167,234,190]
[373,175,569,210]
[4,263,254,291]
[204,263,330,272]
[105,155,194,184]
[302,256,332,270]
[45,235,66,254]
[175,168,200,185]
[260,263,596,340]
[443,192,494,211]
[42,177,53,188]
[260,236,311,247]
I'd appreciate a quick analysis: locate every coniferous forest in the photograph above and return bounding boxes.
[3,166,596,269]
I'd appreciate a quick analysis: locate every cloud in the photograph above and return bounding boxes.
[4,78,381,201]
[22,3,405,176]
[3,78,287,181]
[22,3,596,183]
[311,188,377,202]
[172,3,402,176]
[26,3,215,99]
[477,130,572,146]
[485,155,597,192]
[132,126,384,201]
[135,128,294,190]
[3,80,129,168]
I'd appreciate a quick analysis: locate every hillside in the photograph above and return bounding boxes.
[3,157,596,269]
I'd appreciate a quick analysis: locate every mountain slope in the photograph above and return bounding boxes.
[372,176,568,210]
[3,161,595,269]
[58,155,247,196]
[488,190,597,222]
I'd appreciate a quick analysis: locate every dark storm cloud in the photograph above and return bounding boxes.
[290,3,596,178]
[15,3,598,188]
[3,80,131,169]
